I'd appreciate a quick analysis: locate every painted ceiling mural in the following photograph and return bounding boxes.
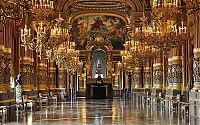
[72,16,126,50]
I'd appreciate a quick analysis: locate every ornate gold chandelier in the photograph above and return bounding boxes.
[55,41,81,73]
[148,0,192,52]
[21,0,54,57]
[46,14,69,60]
[121,36,157,69]
[30,0,54,17]
[130,39,158,65]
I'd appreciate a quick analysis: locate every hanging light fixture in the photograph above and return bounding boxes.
[46,14,69,60]
[30,0,54,17]
[148,0,192,53]
[21,0,55,57]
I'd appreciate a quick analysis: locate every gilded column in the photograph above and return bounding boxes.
[193,14,200,91]
[30,51,35,90]
[49,62,56,90]
[193,48,200,90]
[167,57,173,89]
[2,19,14,92]
[58,68,66,89]
[133,67,142,89]
[171,56,183,90]
[153,51,163,89]
[144,65,151,89]
[0,25,5,92]
[38,58,48,91]
[20,48,33,91]
[169,38,182,90]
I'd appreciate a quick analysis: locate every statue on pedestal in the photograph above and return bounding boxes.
[15,74,22,103]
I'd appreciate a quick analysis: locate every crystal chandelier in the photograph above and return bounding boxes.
[130,39,158,65]
[21,18,51,54]
[21,0,54,57]
[121,41,137,70]
[55,41,80,73]
[148,0,192,53]
[46,14,69,59]
[30,0,54,17]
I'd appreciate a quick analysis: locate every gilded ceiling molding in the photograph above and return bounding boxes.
[56,0,143,12]
[69,10,130,25]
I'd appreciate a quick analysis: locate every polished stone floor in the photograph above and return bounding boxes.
[6,98,189,125]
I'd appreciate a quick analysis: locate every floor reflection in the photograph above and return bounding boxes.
[6,98,189,125]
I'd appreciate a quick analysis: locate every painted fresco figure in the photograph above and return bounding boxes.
[91,17,104,31]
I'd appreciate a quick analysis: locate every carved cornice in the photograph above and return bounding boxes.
[56,0,143,12]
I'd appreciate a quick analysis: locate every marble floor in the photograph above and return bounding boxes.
[5,98,189,125]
